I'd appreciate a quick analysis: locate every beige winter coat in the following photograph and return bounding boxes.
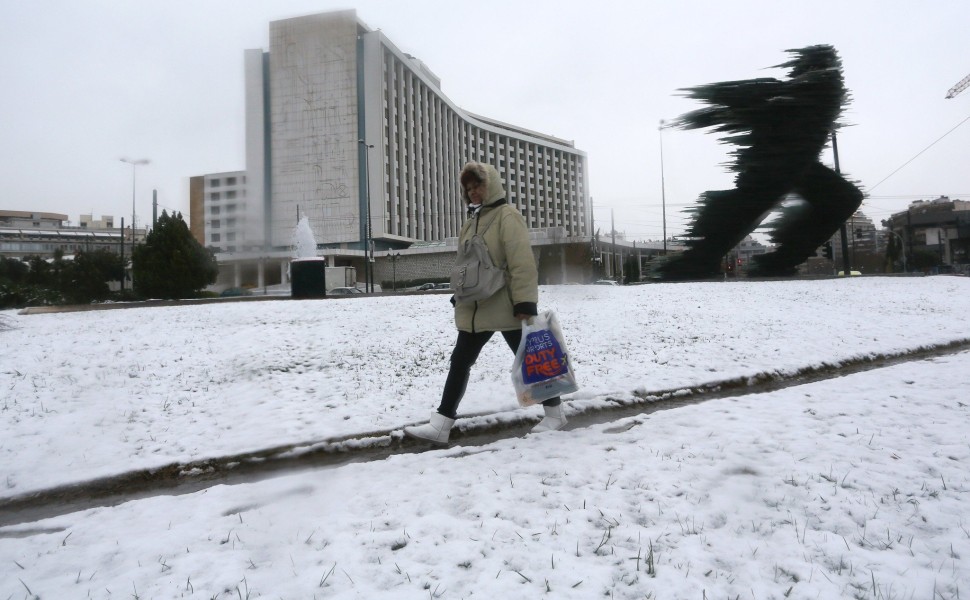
[454,163,538,333]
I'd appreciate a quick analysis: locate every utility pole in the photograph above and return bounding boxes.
[831,132,852,276]
[120,158,149,259]
[850,215,856,270]
[659,120,669,255]
[590,197,598,278]
[119,217,125,293]
[611,209,618,282]
[358,139,375,293]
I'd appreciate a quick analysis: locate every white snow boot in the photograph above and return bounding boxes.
[404,412,455,445]
[531,404,567,433]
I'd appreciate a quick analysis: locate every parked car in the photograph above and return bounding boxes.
[415,283,436,291]
[329,286,364,295]
[219,287,252,297]
[432,282,452,290]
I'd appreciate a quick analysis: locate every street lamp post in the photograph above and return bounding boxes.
[830,132,852,277]
[850,215,856,271]
[391,252,401,291]
[358,140,374,293]
[658,120,672,255]
[120,158,149,286]
[121,159,150,244]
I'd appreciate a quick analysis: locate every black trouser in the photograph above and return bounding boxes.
[437,329,561,419]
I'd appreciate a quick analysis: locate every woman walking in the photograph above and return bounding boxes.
[404,162,567,444]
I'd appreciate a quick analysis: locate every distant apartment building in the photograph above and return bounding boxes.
[808,200,970,274]
[80,214,115,229]
[188,171,251,253]
[829,210,880,264]
[884,196,970,269]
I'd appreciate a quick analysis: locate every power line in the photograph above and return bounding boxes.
[868,115,970,192]
[867,193,970,199]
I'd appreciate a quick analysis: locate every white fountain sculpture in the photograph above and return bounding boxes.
[290,216,328,298]
[293,216,318,259]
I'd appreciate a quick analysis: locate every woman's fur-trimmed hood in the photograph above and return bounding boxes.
[459,162,506,206]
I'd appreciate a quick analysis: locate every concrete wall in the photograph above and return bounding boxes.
[245,10,590,254]
[244,49,269,250]
[269,11,361,248]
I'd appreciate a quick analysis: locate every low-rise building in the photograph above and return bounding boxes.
[883,196,970,272]
[0,210,144,259]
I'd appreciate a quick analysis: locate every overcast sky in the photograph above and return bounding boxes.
[2,0,967,241]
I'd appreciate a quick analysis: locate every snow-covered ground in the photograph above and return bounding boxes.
[1,277,969,598]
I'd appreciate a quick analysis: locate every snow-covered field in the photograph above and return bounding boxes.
[1,277,969,598]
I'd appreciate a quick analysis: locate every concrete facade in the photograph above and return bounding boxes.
[243,49,270,250]
[266,11,362,249]
[188,171,251,253]
[242,9,590,252]
[196,9,598,292]
[80,214,115,229]
[884,196,970,271]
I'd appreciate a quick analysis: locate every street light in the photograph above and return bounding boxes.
[120,158,149,285]
[358,140,374,293]
[120,158,149,241]
[659,120,674,255]
[390,252,401,291]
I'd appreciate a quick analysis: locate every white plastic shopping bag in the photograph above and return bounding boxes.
[511,310,579,406]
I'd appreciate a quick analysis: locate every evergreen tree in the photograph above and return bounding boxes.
[0,255,60,308]
[25,253,54,287]
[0,256,29,284]
[132,211,218,299]
[60,249,126,304]
[0,256,28,308]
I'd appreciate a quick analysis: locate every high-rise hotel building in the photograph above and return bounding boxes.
[243,9,591,252]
